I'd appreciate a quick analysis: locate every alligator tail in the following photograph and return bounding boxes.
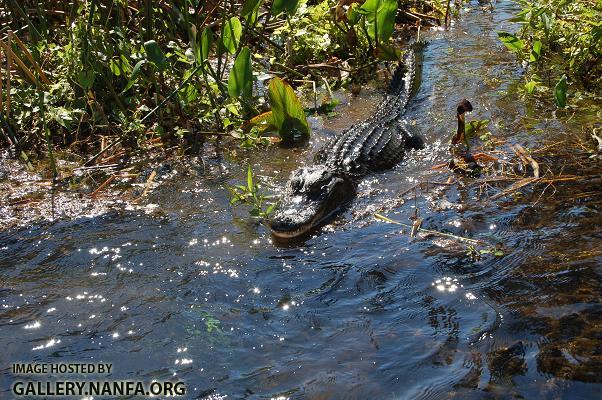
[386,41,426,113]
[386,48,415,98]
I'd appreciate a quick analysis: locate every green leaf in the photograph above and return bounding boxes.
[109,59,122,76]
[465,119,490,139]
[529,40,542,62]
[221,17,242,55]
[226,103,240,116]
[144,40,166,71]
[554,74,567,108]
[123,60,146,92]
[228,46,253,99]
[360,0,397,45]
[242,0,262,15]
[242,0,263,24]
[541,12,552,35]
[271,0,300,16]
[347,3,362,24]
[77,70,95,89]
[268,77,310,143]
[180,83,198,103]
[265,203,276,216]
[200,27,213,62]
[524,79,538,94]
[497,31,524,53]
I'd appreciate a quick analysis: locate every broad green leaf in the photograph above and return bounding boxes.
[180,83,198,103]
[268,77,310,143]
[228,46,253,99]
[529,40,542,62]
[541,12,552,35]
[497,32,524,53]
[144,40,166,71]
[201,27,213,62]
[221,17,242,54]
[226,103,240,116]
[554,74,567,108]
[77,70,95,89]
[271,0,300,16]
[360,0,397,45]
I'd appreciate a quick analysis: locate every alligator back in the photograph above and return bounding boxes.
[315,46,420,177]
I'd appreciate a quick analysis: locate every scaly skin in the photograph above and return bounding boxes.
[269,45,424,239]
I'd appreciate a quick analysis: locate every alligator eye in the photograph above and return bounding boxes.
[288,176,304,192]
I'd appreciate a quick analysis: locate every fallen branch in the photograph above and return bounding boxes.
[9,31,50,84]
[374,213,482,245]
[490,177,539,200]
[132,170,157,203]
[89,174,115,197]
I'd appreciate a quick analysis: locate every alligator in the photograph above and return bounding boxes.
[269,45,424,239]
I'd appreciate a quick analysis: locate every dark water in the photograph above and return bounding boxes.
[1,1,601,399]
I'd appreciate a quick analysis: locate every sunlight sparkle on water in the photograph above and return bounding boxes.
[24,321,41,329]
[32,338,61,351]
[433,277,462,293]
[465,292,477,300]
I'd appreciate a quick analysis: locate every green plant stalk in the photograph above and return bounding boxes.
[81,0,98,66]
[144,0,154,42]
[39,86,57,181]
[84,61,206,166]
[216,0,228,81]
[201,67,223,127]
[0,112,33,170]
[7,0,42,42]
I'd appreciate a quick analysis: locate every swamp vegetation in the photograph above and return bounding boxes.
[1,0,598,221]
[1,0,452,163]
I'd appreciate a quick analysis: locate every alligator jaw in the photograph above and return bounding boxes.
[269,204,326,239]
[269,170,356,240]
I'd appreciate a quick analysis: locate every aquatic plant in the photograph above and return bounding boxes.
[227,165,276,219]
[498,0,601,106]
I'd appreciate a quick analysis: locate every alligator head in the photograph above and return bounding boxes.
[269,165,356,239]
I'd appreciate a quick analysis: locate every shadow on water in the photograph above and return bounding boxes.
[1,1,601,399]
